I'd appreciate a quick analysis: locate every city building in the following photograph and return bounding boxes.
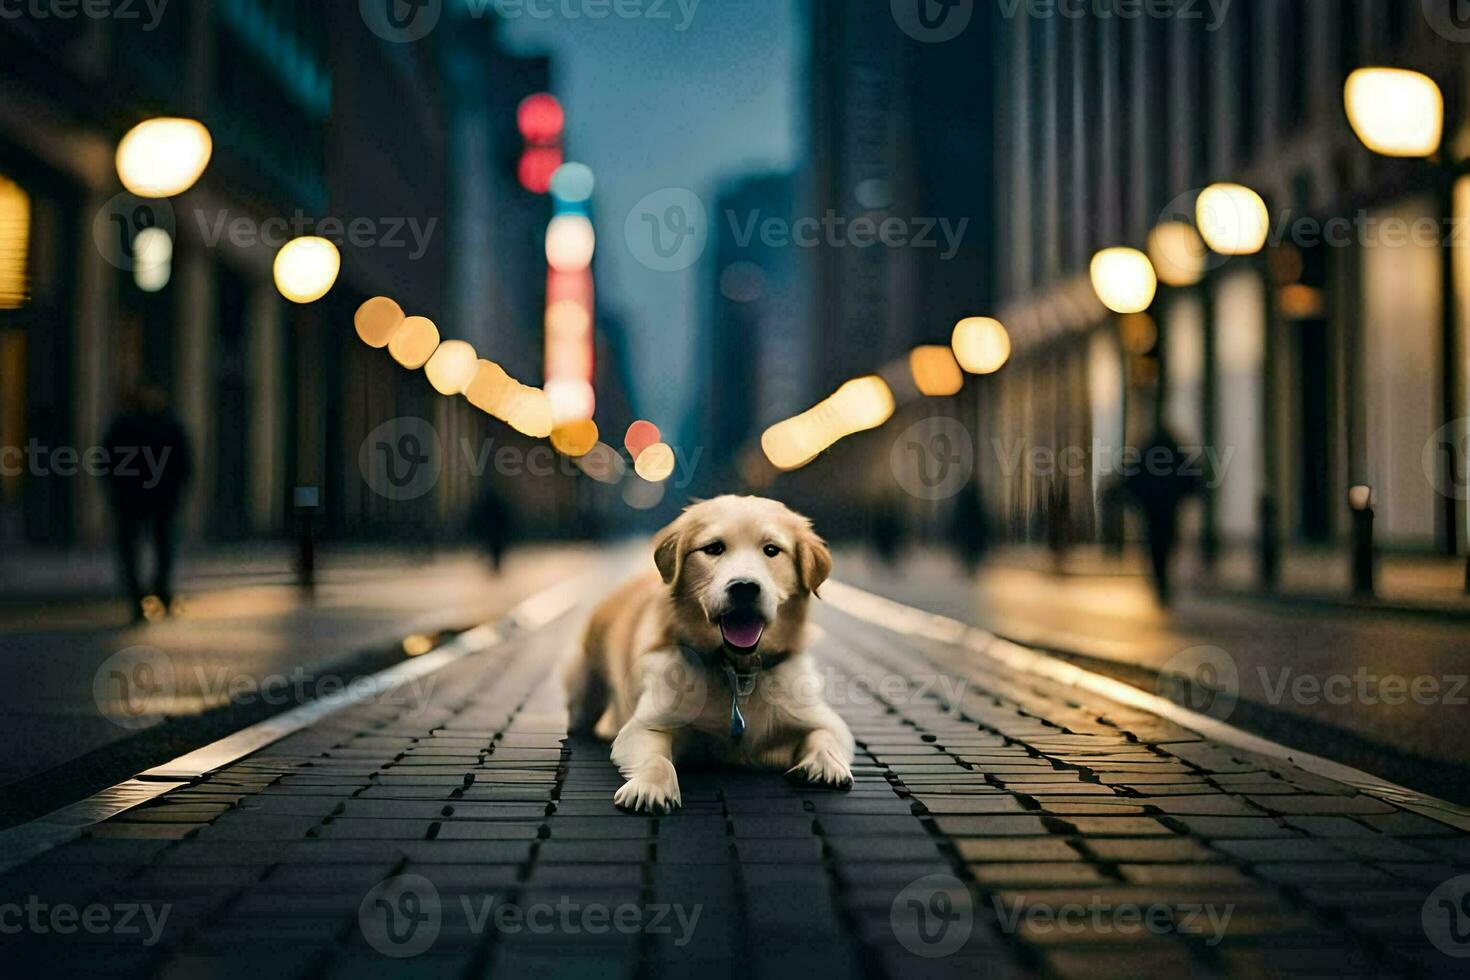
[987,0,1469,563]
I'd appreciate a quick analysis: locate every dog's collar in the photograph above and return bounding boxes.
[676,647,788,743]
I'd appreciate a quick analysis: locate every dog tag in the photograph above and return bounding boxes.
[723,666,757,741]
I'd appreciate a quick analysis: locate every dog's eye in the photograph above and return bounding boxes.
[763,544,781,558]
[700,542,725,557]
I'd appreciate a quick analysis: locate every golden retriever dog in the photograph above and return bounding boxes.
[563,495,854,813]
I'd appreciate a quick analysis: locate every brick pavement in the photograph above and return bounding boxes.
[2,588,1468,979]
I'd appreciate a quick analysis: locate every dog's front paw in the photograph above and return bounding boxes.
[613,760,682,814]
[787,748,853,790]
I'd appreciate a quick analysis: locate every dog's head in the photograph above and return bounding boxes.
[652,495,831,659]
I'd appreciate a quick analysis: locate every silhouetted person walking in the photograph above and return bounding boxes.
[472,484,514,574]
[103,387,192,622]
[1122,427,1201,607]
[952,483,989,574]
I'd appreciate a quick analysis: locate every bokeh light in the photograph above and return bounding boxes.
[951,317,1011,375]
[575,442,627,484]
[1147,221,1207,287]
[355,296,406,348]
[505,385,554,438]
[388,315,440,369]
[517,93,565,144]
[634,442,677,482]
[546,377,596,424]
[545,214,596,272]
[550,418,599,457]
[624,420,661,459]
[519,146,563,195]
[466,360,515,416]
[622,476,666,510]
[133,227,172,293]
[908,345,964,397]
[1344,68,1443,158]
[1195,183,1269,257]
[115,117,213,198]
[424,339,478,395]
[1089,247,1158,314]
[273,236,340,304]
[550,162,595,205]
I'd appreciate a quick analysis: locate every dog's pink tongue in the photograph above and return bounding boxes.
[720,613,764,650]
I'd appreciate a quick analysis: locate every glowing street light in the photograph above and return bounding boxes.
[273,236,340,304]
[1195,184,1269,256]
[133,227,172,293]
[951,317,1011,375]
[551,419,599,457]
[389,315,440,370]
[466,359,515,416]
[634,442,677,482]
[424,339,478,395]
[550,162,595,207]
[624,420,661,460]
[908,345,964,396]
[1147,221,1207,287]
[1090,248,1157,314]
[115,117,213,198]
[1345,68,1444,158]
[546,214,596,272]
[354,296,406,348]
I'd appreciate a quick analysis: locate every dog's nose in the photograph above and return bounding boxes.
[726,580,761,604]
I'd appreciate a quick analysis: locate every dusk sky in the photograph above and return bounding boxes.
[499,0,805,434]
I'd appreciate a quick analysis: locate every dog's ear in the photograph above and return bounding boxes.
[652,517,686,587]
[796,526,832,596]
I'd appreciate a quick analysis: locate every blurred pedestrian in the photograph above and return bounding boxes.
[472,483,515,574]
[1122,427,1201,607]
[952,483,989,574]
[102,386,192,622]
[870,491,904,568]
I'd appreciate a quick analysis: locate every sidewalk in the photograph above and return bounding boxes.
[834,547,1470,803]
[2,575,1466,977]
[986,543,1470,616]
[0,545,599,793]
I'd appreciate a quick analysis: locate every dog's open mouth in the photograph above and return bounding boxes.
[719,610,765,653]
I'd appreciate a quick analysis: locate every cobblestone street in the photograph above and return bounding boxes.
[4,576,1468,979]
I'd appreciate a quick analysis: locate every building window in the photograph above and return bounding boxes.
[0,175,30,311]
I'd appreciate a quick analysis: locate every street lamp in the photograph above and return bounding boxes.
[424,339,479,395]
[908,345,964,396]
[1089,248,1158,314]
[273,236,340,304]
[1344,68,1444,158]
[1147,221,1207,288]
[1344,66,1462,561]
[1195,183,1269,257]
[115,117,213,198]
[951,317,1011,375]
